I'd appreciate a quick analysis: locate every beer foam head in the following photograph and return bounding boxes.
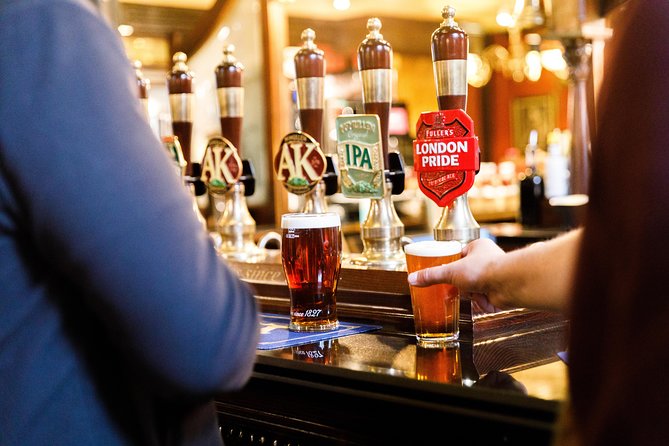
[281,212,341,229]
[404,240,462,257]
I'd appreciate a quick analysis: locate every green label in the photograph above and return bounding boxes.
[336,114,385,199]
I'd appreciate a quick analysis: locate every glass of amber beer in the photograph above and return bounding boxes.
[281,212,342,332]
[404,240,462,346]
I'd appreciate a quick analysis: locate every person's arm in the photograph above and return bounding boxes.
[408,229,582,313]
[0,2,258,396]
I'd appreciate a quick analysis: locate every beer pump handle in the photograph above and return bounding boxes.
[134,60,150,119]
[215,44,254,197]
[429,6,481,245]
[431,5,468,111]
[294,28,325,146]
[294,29,339,197]
[167,52,195,177]
[433,5,479,174]
[215,44,244,156]
[358,18,392,166]
[358,17,405,195]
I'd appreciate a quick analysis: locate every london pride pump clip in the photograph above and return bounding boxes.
[413,109,480,207]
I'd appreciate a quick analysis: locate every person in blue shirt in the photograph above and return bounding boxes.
[0,0,259,444]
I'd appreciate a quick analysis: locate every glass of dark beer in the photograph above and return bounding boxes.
[281,212,342,332]
[405,240,462,346]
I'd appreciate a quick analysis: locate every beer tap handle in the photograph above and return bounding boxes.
[133,60,150,120]
[167,52,194,177]
[215,44,244,156]
[431,5,468,111]
[433,5,479,173]
[428,5,480,245]
[295,29,339,197]
[294,28,325,145]
[357,18,392,168]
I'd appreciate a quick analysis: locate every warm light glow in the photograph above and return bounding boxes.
[512,0,525,17]
[282,46,300,79]
[217,26,231,42]
[541,48,566,72]
[524,49,542,82]
[467,53,491,88]
[332,0,350,10]
[132,38,147,49]
[117,24,134,37]
[496,10,515,28]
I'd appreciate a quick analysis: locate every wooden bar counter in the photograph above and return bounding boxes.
[217,253,568,445]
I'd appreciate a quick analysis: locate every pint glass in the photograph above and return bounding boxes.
[281,212,342,332]
[405,240,462,346]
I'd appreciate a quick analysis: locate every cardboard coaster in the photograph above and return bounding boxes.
[257,313,381,350]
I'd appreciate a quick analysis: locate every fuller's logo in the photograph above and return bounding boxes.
[413,110,479,207]
[274,132,326,195]
[336,114,385,199]
[201,136,242,193]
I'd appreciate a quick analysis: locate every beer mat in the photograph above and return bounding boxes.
[557,351,569,364]
[257,313,381,350]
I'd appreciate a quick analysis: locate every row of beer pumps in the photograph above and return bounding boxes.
[138,5,481,270]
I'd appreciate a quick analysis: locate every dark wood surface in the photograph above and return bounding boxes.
[217,324,567,445]
[219,254,569,445]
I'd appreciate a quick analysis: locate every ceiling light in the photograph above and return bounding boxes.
[217,26,231,42]
[332,0,350,11]
[117,24,134,37]
[496,10,514,28]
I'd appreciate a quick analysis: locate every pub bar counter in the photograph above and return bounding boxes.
[216,258,568,445]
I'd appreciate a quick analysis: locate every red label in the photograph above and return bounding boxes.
[413,110,479,207]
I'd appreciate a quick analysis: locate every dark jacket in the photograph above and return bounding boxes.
[570,0,669,444]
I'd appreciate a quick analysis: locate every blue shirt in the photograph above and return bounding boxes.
[0,0,259,444]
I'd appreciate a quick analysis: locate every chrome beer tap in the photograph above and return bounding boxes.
[431,6,480,244]
[210,44,264,261]
[167,52,196,179]
[294,29,339,214]
[351,17,407,269]
[166,52,207,228]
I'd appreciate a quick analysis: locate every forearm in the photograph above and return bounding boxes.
[490,228,582,312]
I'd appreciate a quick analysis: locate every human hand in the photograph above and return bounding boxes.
[407,238,510,313]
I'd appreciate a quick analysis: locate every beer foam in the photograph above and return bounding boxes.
[281,212,341,229]
[404,240,462,257]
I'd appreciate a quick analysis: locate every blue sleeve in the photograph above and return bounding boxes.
[0,0,259,395]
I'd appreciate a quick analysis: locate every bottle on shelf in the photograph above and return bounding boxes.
[519,129,545,227]
[543,128,570,200]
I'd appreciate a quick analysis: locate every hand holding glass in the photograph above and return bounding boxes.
[405,240,462,346]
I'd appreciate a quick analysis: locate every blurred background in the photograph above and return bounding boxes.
[100,0,621,235]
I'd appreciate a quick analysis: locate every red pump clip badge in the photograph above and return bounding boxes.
[413,110,479,207]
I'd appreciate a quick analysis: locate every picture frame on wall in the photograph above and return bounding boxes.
[511,94,557,150]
